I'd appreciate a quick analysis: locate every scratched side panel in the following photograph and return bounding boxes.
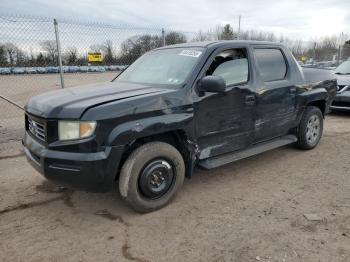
[254,84,297,142]
[194,86,255,159]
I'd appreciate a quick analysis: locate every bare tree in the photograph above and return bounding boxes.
[192,30,215,42]
[36,52,46,66]
[40,40,57,63]
[101,40,115,65]
[4,42,17,66]
[119,34,162,64]
[218,24,234,40]
[214,25,223,40]
[343,39,350,60]
[65,46,78,65]
[165,32,187,45]
[290,40,304,58]
[89,44,103,53]
[15,48,26,66]
[0,44,8,66]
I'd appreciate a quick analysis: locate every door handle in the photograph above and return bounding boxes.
[245,95,255,105]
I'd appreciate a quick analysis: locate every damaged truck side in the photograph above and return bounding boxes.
[23,41,337,212]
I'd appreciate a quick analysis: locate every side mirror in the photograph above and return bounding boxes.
[199,75,226,93]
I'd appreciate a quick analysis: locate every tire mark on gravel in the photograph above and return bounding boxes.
[93,209,148,261]
[121,223,150,262]
[122,238,150,262]
[0,188,74,215]
[0,152,24,160]
[94,209,129,225]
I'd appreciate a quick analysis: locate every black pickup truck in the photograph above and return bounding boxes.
[23,41,337,212]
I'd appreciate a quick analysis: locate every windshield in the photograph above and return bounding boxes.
[115,48,204,86]
[335,60,350,74]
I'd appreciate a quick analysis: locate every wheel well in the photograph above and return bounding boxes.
[116,130,190,180]
[307,100,326,116]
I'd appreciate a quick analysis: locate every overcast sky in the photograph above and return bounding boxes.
[1,0,350,40]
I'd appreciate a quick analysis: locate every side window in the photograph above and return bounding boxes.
[254,48,287,82]
[206,48,248,86]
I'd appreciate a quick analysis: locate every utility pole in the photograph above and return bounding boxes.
[54,19,64,89]
[312,42,316,65]
[237,15,241,40]
[162,28,166,47]
[338,32,344,66]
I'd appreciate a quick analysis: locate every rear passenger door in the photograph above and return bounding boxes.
[253,47,297,143]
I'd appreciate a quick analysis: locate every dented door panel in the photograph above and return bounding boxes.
[254,83,297,142]
[194,85,255,159]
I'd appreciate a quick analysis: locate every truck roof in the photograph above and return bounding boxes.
[156,40,285,50]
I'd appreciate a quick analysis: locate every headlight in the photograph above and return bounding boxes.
[58,121,97,141]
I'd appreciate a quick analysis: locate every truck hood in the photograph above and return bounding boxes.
[25,81,169,119]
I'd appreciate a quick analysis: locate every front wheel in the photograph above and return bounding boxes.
[296,106,323,150]
[119,142,185,213]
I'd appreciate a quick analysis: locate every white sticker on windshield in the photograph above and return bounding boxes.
[179,50,202,58]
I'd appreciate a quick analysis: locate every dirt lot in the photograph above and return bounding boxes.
[0,112,349,262]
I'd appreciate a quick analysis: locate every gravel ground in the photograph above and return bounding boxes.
[0,113,349,262]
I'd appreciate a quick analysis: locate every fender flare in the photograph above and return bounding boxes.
[107,113,193,147]
[296,87,328,122]
[107,113,197,178]
[298,87,328,106]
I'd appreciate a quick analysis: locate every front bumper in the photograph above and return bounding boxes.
[23,131,124,192]
[330,91,350,111]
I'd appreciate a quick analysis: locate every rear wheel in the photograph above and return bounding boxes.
[296,106,323,150]
[119,142,185,213]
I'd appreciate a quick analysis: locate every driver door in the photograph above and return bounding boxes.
[194,47,256,159]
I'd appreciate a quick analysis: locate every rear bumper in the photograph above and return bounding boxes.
[23,131,124,192]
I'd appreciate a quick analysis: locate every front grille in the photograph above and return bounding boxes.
[28,116,46,142]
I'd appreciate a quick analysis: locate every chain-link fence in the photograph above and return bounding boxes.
[0,13,347,153]
[0,14,199,152]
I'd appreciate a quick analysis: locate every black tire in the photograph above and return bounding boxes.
[119,142,185,213]
[296,106,323,150]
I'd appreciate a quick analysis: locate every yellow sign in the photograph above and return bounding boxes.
[301,56,306,62]
[88,53,102,62]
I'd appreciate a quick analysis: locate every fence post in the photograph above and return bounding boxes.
[237,15,241,40]
[338,32,344,66]
[162,28,165,46]
[312,42,316,65]
[53,19,65,89]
